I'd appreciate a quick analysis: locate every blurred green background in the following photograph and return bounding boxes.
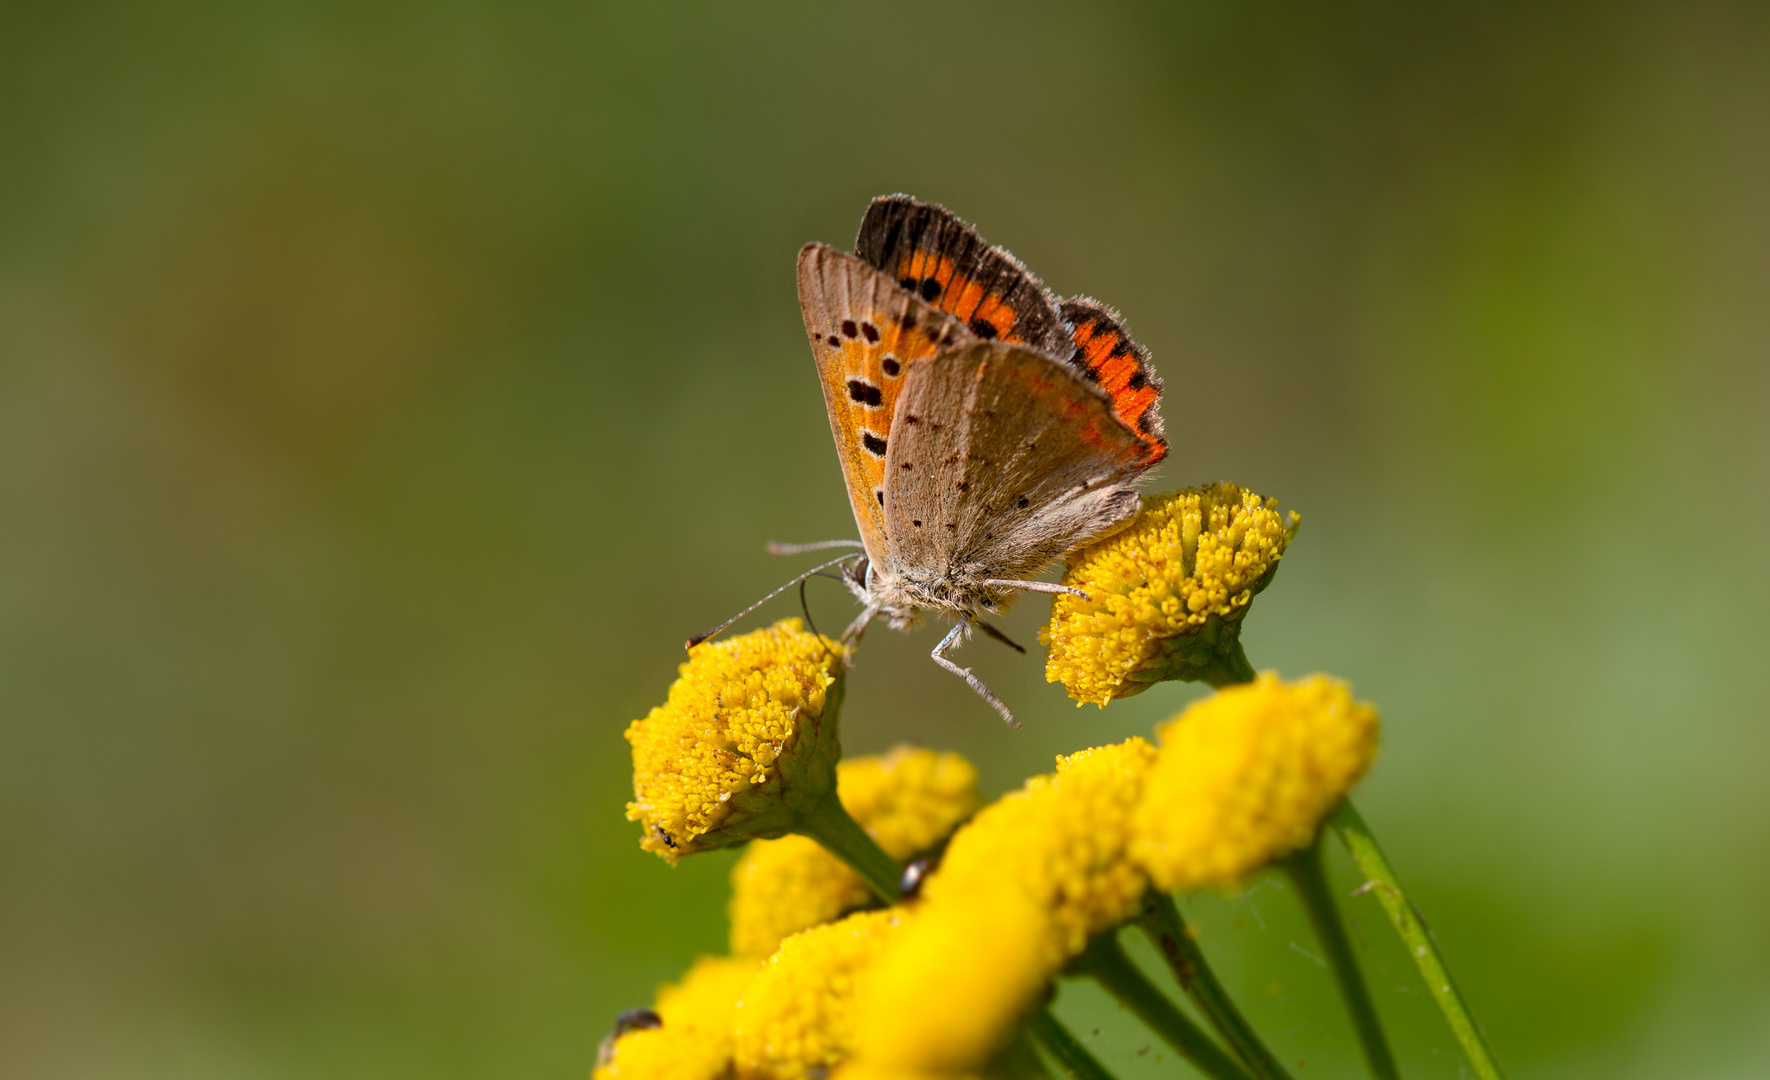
[4,2,1768,1077]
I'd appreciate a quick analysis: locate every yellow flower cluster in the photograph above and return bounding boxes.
[594,956,759,1080]
[922,739,1158,957]
[1043,484,1299,705]
[733,909,905,1079]
[626,620,847,862]
[731,747,980,957]
[605,673,1379,1080]
[853,738,1159,1072]
[1135,673,1379,891]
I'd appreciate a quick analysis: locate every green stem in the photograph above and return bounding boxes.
[1025,1007,1120,1080]
[1137,894,1293,1080]
[1074,934,1254,1080]
[795,790,901,903]
[1204,638,1257,687]
[1281,838,1399,1080]
[1329,800,1507,1080]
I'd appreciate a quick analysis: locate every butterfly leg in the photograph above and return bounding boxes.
[978,578,1091,600]
[973,619,1027,655]
[839,605,878,666]
[931,620,1019,730]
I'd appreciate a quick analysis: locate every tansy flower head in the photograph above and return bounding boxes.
[731,748,979,957]
[1042,483,1299,705]
[922,739,1159,958]
[853,890,1051,1073]
[733,909,906,1080]
[595,956,759,1080]
[1132,673,1379,893]
[627,619,848,863]
[845,739,1159,1075]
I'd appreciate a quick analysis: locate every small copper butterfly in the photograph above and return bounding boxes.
[793,195,1168,726]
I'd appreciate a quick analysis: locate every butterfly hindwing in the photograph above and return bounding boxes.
[856,195,1074,360]
[882,341,1147,585]
[1060,298,1167,465]
[797,243,972,564]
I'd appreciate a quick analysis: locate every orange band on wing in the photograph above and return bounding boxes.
[895,253,1025,343]
[1063,301,1167,466]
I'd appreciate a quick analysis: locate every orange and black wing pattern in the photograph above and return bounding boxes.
[1059,298,1167,466]
[855,195,1073,360]
[798,243,971,562]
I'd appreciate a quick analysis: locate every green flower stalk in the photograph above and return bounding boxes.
[1129,673,1389,1077]
[624,619,900,901]
[1042,484,1298,703]
[728,747,979,958]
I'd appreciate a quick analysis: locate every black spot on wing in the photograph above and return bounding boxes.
[846,379,883,407]
[968,318,998,340]
[881,356,901,377]
[861,432,887,456]
[861,322,879,343]
[841,320,859,338]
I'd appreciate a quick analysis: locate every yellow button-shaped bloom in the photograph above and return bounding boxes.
[853,889,1051,1073]
[1043,484,1298,705]
[595,956,759,1080]
[849,739,1159,1074]
[731,748,979,957]
[923,738,1158,957]
[733,909,906,1080]
[1132,673,1379,892]
[626,620,847,862]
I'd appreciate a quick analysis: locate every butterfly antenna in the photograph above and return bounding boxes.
[767,539,866,556]
[685,552,862,649]
[796,574,838,663]
[931,620,1019,730]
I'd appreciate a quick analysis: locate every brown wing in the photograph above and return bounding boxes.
[881,341,1149,585]
[1059,298,1167,465]
[797,243,972,565]
[855,195,1074,359]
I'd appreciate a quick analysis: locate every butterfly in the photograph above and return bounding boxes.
[791,195,1168,726]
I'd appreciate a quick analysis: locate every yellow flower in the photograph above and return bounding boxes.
[595,956,759,1080]
[731,748,980,957]
[850,739,1159,1073]
[836,747,980,861]
[923,738,1158,957]
[1042,484,1299,705]
[627,619,847,862]
[1132,673,1379,892]
[853,890,1051,1073]
[733,909,906,1080]
[834,1067,982,1080]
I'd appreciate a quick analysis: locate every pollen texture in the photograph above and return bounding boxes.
[733,910,906,1080]
[626,619,846,862]
[1042,483,1298,705]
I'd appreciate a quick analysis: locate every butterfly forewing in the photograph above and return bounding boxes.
[797,243,972,564]
[856,195,1074,360]
[882,341,1147,584]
